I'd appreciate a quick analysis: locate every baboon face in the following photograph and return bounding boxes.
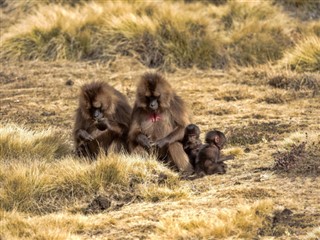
[185,124,200,143]
[80,82,111,121]
[205,130,226,149]
[136,72,173,112]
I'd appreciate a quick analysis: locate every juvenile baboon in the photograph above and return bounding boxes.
[182,124,202,167]
[128,72,193,174]
[74,81,132,159]
[195,130,234,175]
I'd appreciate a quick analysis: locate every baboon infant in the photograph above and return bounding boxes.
[195,130,234,175]
[182,124,202,167]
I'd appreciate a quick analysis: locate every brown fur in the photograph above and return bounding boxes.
[128,72,193,173]
[195,130,233,175]
[74,81,132,159]
[182,124,202,167]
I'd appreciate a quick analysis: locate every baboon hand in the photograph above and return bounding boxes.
[95,119,108,131]
[78,129,94,142]
[154,138,169,149]
[137,134,152,150]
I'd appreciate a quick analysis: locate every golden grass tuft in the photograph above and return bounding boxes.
[0,123,70,161]
[152,199,274,239]
[278,131,319,150]
[1,0,311,70]
[283,35,320,72]
[0,2,226,69]
[0,132,186,213]
[222,1,294,66]
[0,209,115,240]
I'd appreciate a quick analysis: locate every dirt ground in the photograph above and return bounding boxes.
[1,59,319,239]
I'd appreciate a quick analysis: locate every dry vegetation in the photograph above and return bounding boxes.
[0,0,319,239]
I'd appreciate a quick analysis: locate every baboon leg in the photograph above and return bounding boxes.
[168,142,194,173]
[95,131,116,155]
[78,140,99,159]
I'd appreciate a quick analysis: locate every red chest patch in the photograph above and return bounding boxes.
[150,113,161,122]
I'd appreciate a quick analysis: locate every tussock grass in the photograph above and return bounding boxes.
[0,2,226,69]
[227,121,293,146]
[258,89,293,104]
[1,0,311,70]
[283,35,320,72]
[223,1,294,66]
[0,123,70,161]
[152,199,274,239]
[0,209,114,240]
[275,0,320,21]
[0,146,186,214]
[238,67,320,98]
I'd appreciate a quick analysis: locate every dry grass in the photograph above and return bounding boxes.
[272,132,320,175]
[0,123,71,161]
[153,200,274,239]
[0,142,185,214]
[1,1,320,239]
[1,60,319,239]
[283,35,320,72]
[2,0,318,70]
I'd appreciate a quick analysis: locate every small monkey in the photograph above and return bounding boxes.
[195,130,234,175]
[182,124,202,167]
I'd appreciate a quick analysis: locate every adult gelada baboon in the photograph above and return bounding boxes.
[74,81,132,159]
[128,72,193,174]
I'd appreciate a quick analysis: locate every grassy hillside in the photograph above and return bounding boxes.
[0,1,320,239]
[1,0,319,70]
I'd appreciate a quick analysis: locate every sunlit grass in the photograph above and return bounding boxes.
[153,200,274,239]
[1,0,311,70]
[0,123,70,161]
[283,35,320,72]
[0,123,186,214]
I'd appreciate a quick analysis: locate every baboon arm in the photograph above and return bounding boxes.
[105,119,123,135]
[154,126,185,149]
[164,126,185,144]
[128,112,143,143]
[217,155,235,163]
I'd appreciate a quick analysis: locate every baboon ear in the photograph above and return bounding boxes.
[214,135,220,144]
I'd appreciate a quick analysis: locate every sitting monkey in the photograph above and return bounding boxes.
[195,130,234,176]
[182,124,202,167]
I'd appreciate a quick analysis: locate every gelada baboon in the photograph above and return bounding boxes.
[182,124,202,167]
[195,130,234,175]
[128,72,193,174]
[74,81,132,159]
